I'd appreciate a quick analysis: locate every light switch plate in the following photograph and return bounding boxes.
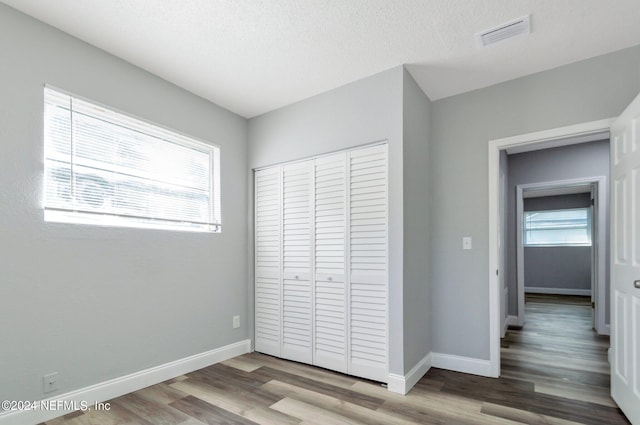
[463,237,472,250]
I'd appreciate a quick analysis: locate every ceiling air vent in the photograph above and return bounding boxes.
[477,15,531,47]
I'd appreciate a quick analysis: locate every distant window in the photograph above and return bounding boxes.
[523,208,591,246]
[43,87,221,232]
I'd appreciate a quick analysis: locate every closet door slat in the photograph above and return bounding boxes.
[282,161,313,363]
[255,167,282,356]
[314,152,348,372]
[349,144,388,382]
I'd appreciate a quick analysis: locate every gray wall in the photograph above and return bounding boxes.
[249,66,432,375]
[402,68,432,369]
[0,4,248,402]
[430,45,639,360]
[507,142,610,317]
[523,194,593,293]
[249,66,406,374]
[525,247,592,291]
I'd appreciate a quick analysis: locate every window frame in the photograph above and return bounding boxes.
[43,85,221,233]
[523,207,592,247]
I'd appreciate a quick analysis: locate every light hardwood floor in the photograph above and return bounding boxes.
[43,294,630,424]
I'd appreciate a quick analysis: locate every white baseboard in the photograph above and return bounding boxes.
[501,287,509,338]
[388,353,432,395]
[502,315,518,337]
[0,339,251,425]
[431,352,492,377]
[506,315,518,327]
[525,287,591,296]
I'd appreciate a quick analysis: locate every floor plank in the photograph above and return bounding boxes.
[262,379,417,425]
[169,378,300,425]
[169,395,259,425]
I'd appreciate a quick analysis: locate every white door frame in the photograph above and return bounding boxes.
[514,177,608,334]
[487,118,614,377]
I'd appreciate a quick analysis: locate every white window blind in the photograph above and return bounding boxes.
[524,208,591,246]
[43,87,221,232]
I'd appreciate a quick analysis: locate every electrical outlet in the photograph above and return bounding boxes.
[233,315,240,329]
[462,236,472,250]
[43,372,59,393]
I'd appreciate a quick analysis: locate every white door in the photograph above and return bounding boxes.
[313,152,348,372]
[348,144,388,382]
[254,167,282,356]
[610,92,640,424]
[282,161,313,363]
[254,143,389,383]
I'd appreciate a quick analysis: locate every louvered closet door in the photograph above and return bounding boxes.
[254,167,282,356]
[282,161,313,363]
[348,144,388,382]
[313,152,348,372]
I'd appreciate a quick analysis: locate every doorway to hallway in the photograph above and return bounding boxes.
[501,294,628,422]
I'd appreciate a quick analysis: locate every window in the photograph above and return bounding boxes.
[43,87,221,232]
[523,208,591,246]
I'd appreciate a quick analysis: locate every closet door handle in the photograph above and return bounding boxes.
[295,275,299,280]
[328,276,333,281]
[634,280,640,289]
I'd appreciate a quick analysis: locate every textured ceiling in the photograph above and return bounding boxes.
[3,0,640,118]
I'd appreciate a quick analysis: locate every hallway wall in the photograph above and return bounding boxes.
[506,140,610,321]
